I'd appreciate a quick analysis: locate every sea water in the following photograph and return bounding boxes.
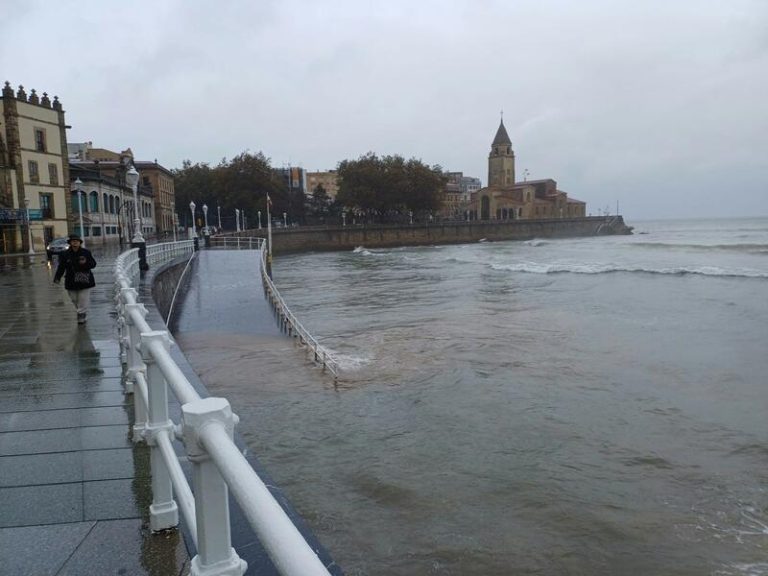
[180,218,768,575]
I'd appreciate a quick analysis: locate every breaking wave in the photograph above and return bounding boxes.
[631,242,768,254]
[489,262,768,279]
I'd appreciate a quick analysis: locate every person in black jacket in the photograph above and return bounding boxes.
[53,234,97,324]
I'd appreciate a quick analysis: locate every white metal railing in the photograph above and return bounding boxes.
[208,236,341,379]
[114,239,332,576]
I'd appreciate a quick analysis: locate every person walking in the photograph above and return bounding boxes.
[53,233,97,324]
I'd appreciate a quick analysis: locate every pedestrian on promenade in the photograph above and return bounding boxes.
[53,233,97,324]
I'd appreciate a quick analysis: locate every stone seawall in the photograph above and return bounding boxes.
[257,215,631,255]
[151,255,195,324]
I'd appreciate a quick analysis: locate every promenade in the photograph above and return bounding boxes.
[0,245,341,576]
[0,247,190,575]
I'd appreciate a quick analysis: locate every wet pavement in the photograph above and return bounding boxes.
[0,248,191,576]
[0,246,341,576]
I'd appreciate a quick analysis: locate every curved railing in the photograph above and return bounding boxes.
[114,240,333,576]
[208,236,341,380]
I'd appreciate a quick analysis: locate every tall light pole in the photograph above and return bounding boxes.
[217,204,222,229]
[242,209,246,231]
[74,177,85,245]
[258,210,262,229]
[24,198,35,254]
[189,201,196,238]
[342,211,346,227]
[202,204,209,230]
[235,209,240,232]
[283,212,287,228]
[125,167,147,270]
[125,167,143,243]
[409,210,413,225]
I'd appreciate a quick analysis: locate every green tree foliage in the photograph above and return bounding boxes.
[171,152,286,230]
[336,153,446,222]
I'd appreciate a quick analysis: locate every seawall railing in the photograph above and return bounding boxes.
[208,236,341,380]
[114,239,333,576]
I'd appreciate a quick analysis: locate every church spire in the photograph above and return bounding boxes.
[492,117,512,147]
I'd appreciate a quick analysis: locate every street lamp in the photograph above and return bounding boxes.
[125,167,147,270]
[258,210,262,229]
[217,204,221,230]
[242,209,246,231]
[342,211,346,227]
[24,198,34,255]
[125,167,143,243]
[235,209,240,232]
[203,204,209,230]
[409,210,413,225]
[189,201,196,238]
[283,212,287,227]
[74,178,85,245]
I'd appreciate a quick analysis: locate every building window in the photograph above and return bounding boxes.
[48,163,59,186]
[90,191,99,212]
[28,160,39,183]
[92,226,102,237]
[34,128,46,152]
[40,193,54,219]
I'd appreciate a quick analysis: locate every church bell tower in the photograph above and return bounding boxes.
[488,117,515,188]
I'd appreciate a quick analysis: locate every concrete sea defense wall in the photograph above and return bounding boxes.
[256,215,631,255]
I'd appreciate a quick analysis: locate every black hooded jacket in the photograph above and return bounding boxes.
[54,246,97,290]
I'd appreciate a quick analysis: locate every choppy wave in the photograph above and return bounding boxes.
[631,242,768,254]
[525,239,548,247]
[352,246,387,257]
[489,262,768,278]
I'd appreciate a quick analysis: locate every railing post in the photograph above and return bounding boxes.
[141,330,180,533]
[182,398,247,576]
[125,300,149,441]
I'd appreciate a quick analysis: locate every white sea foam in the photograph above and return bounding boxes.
[525,239,547,247]
[488,262,768,278]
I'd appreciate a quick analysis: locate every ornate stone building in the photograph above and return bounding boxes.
[68,143,167,238]
[469,119,586,220]
[1,82,71,253]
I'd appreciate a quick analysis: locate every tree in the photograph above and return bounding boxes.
[336,152,446,222]
[172,151,285,230]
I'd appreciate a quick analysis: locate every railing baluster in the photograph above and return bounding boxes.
[182,398,247,576]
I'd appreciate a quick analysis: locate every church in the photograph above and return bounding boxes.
[469,119,586,220]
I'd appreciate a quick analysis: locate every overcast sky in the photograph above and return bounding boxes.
[2,0,766,220]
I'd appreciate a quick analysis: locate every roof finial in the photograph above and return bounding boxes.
[500,109,504,122]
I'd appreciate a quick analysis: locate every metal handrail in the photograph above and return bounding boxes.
[114,239,333,576]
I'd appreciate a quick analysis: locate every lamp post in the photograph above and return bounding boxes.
[74,178,85,245]
[125,167,147,270]
[235,209,240,232]
[189,201,196,238]
[217,204,221,230]
[203,204,209,230]
[342,211,346,227]
[24,198,35,255]
[409,210,413,225]
[283,212,287,228]
[258,210,261,229]
[125,168,143,243]
[242,209,246,231]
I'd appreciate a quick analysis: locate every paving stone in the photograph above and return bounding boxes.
[83,478,144,520]
[0,451,82,487]
[0,521,95,576]
[0,406,128,433]
[0,483,83,527]
[82,448,140,481]
[57,518,190,576]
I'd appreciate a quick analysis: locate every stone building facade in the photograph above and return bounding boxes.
[306,170,339,201]
[69,142,174,238]
[469,119,586,220]
[1,82,71,254]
